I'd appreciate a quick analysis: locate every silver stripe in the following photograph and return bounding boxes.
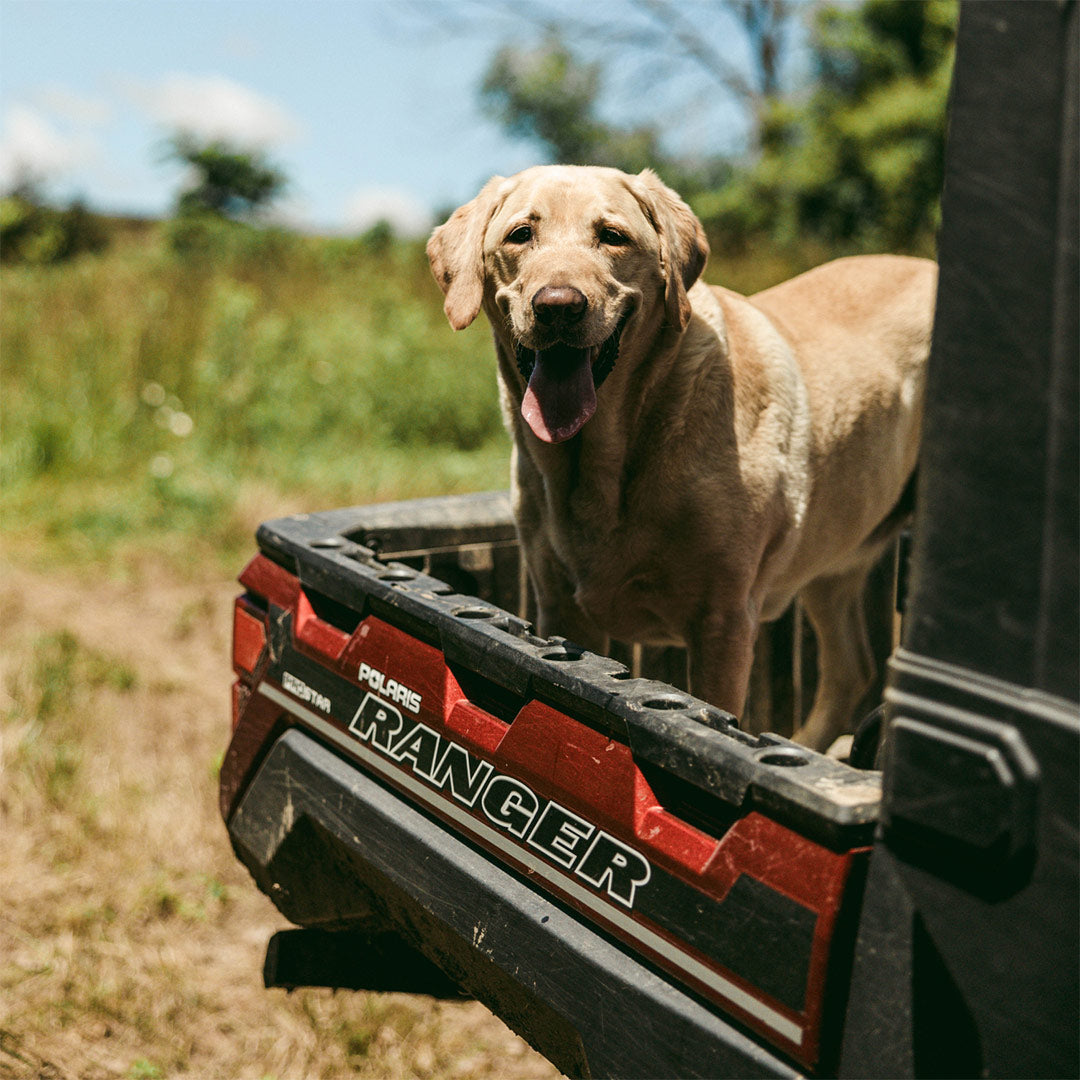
[259,682,804,1044]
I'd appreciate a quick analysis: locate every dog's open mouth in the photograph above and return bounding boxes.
[515,317,626,443]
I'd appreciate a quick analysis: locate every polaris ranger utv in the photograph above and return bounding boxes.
[220,5,1078,1076]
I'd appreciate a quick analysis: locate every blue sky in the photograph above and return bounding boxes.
[0,0,788,234]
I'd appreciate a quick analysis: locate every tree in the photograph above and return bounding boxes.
[0,184,108,264]
[479,30,731,196]
[469,0,955,254]
[626,0,799,141]
[405,0,802,161]
[166,135,287,220]
[700,0,957,251]
[481,32,665,173]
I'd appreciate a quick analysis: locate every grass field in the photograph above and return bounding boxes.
[0,225,512,578]
[0,222,839,1078]
[0,223,834,576]
[0,560,561,1080]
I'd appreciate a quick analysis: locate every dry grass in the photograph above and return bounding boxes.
[0,232,511,582]
[0,217,851,1080]
[0,560,561,1080]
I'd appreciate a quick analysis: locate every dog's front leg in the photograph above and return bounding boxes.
[520,536,608,655]
[791,566,875,753]
[536,592,608,655]
[687,601,759,722]
[512,447,608,654]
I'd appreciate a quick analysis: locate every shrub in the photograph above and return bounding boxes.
[0,194,109,264]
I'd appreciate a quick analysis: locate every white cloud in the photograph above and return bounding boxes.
[343,186,433,237]
[35,85,112,128]
[261,192,318,230]
[0,104,99,189]
[133,73,299,147]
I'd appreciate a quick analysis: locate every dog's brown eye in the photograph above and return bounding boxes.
[599,227,630,247]
[506,224,532,245]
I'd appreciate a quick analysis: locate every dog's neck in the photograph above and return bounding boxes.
[494,318,716,532]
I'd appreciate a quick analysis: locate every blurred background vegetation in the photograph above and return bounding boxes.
[0,0,956,578]
[478,0,955,251]
[0,6,958,1070]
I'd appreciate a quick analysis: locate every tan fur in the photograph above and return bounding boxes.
[427,164,936,751]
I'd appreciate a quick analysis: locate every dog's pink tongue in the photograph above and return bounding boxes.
[521,350,596,443]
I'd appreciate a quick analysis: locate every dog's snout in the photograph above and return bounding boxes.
[532,286,588,327]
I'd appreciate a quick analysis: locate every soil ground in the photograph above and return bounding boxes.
[0,558,561,1080]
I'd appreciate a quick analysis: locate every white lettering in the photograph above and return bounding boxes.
[356,662,421,713]
[527,802,595,869]
[343,680,652,909]
[281,671,331,714]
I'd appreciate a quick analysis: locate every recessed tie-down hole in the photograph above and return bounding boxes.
[757,748,811,767]
[379,568,417,582]
[453,606,497,619]
[640,693,693,711]
[542,649,583,662]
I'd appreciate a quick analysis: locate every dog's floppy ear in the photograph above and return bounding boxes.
[427,176,506,330]
[632,169,709,332]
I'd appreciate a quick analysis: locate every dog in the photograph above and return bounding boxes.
[427,165,936,751]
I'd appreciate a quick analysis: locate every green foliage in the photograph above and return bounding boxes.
[166,134,287,220]
[701,0,957,252]
[1,192,109,265]
[3,629,137,808]
[482,33,609,164]
[479,1,956,255]
[358,218,396,255]
[0,226,509,571]
[479,31,727,193]
[127,1060,164,1080]
[0,213,831,575]
[162,210,295,263]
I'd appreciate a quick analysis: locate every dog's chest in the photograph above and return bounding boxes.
[553,496,698,645]
[577,567,686,645]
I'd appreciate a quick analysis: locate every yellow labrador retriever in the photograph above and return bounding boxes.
[427,165,936,751]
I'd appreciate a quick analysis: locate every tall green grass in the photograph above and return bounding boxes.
[1,226,509,572]
[0,221,839,574]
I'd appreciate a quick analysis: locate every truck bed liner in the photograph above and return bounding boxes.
[222,495,881,1075]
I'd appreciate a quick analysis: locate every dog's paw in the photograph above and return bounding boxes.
[824,733,854,761]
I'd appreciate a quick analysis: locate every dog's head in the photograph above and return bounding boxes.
[427,165,709,443]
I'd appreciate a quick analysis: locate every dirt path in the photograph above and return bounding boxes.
[0,560,560,1080]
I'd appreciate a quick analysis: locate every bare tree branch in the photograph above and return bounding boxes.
[629,0,761,107]
[385,0,803,152]
[724,0,798,98]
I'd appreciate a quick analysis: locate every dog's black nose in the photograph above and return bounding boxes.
[532,286,588,327]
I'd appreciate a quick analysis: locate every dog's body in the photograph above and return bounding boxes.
[428,165,936,750]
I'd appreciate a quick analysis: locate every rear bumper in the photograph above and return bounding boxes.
[227,726,800,1080]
